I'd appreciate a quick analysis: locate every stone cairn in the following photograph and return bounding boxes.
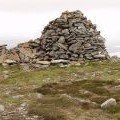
[0,10,109,67]
[38,10,108,61]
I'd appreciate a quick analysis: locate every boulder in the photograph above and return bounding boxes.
[101,98,117,109]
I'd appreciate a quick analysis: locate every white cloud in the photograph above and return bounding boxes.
[0,0,120,12]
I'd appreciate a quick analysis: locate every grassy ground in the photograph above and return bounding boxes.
[0,60,120,120]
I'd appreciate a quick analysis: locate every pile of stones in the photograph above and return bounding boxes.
[0,10,109,66]
[38,10,109,61]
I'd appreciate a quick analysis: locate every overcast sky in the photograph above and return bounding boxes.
[0,0,120,55]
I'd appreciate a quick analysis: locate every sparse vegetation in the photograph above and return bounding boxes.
[0,60,120,119]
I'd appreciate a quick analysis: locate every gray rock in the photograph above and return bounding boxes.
[36,61,50,65]
[98,35,106,41]
[85,54,93,60]
[58,36,65,43]
[49,51,55,57]
[0,105,5,112]
[101,98,117,109]
[62,29,69,35]
[29,42,39,47]
[59,54,69,59]
[34,38,40,44]
[94,54,106,59]
[51,59,69,64]
[79,54,84,58]
[69,42,81,53]
[84,43,91,48]
[71,54,79,58]
[36,93,43,99]
[77,23,86,31]
[56,43,67,50]
[4,59,17,64]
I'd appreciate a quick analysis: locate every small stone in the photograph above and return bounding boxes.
[56,43,67,50]
[72,54,78,58]
[89,28,94,32]
[77,23,86,31]
[101,98,117,109]
[59,64,70,68]
[29,42,39,47]
[115,85,120,89]
[34,115,39,118]
[36,61,50,65]
[75,63,81,66]
[51,59,69,64]
[36,93,43,99]
[21,102,27,107]
[59,54,69,59]
[94,54,106,59]
[34,38,40,44]
[12,95,24,99]
[0,105,5,112]
[4,59,16,64]
[84,43,91,48]
[69,43,80,53]
[62,29,69,35]
[3,70,9,74]
[58,36,65,43]
[52,46,59,51]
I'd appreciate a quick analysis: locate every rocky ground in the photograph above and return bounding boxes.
[0,60,120,120]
